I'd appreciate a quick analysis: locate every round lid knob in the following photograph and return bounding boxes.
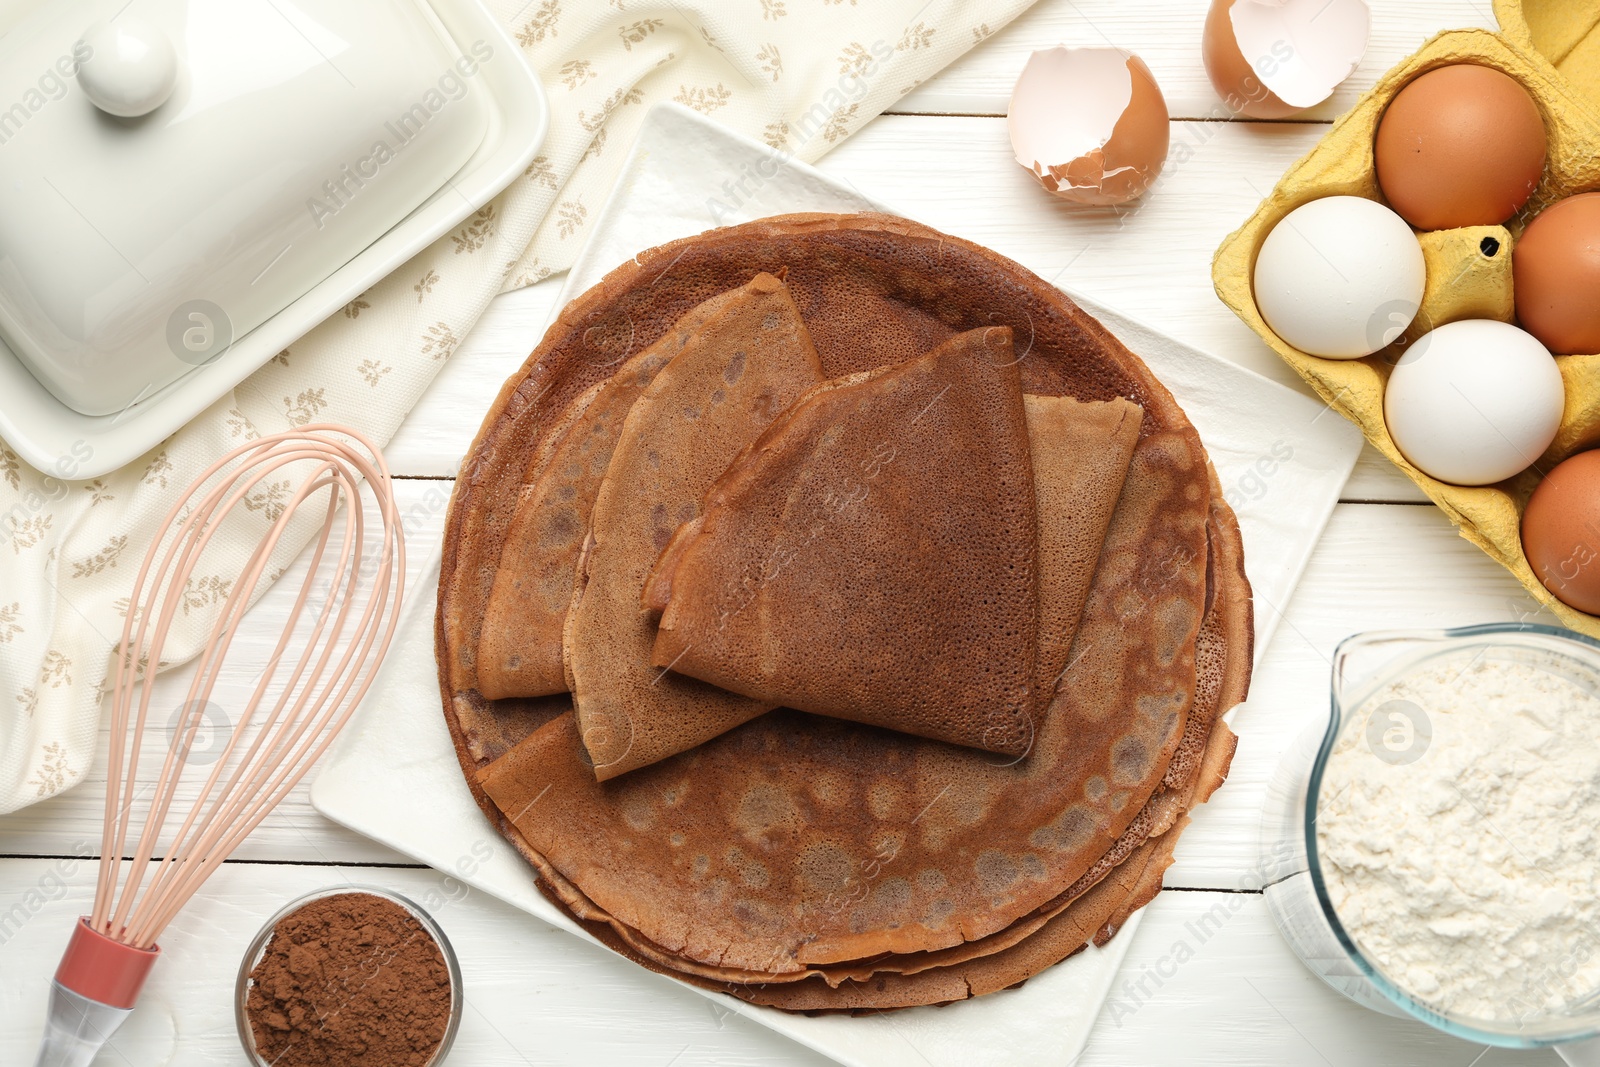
[76,18,178,118]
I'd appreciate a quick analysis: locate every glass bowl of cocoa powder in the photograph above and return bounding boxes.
[236,886,463,1067]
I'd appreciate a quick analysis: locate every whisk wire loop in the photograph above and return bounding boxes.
[88,426,405,949]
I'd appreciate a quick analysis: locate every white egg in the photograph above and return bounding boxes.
[1252,196,1426,359]
[1384,320,1564,486]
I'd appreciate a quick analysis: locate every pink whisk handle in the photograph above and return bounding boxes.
[34,920,161,1067]
[55,918,160,1008]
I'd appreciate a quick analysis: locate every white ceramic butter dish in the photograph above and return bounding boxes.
[0,0,546,476]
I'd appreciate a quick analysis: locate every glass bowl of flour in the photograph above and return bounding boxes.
[1262,623,1600,1056]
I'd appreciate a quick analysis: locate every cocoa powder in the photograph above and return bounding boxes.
[245,891,453,1067]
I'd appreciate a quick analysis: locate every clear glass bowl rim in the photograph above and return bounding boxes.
[234,884,464,1067]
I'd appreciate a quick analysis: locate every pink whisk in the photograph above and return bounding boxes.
[34,425,405,1067]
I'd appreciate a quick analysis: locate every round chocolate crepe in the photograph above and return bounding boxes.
[502,501,1246,1011]
[437,213,1254,1010]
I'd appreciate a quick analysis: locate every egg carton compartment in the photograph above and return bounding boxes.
[1212,0,1600,637]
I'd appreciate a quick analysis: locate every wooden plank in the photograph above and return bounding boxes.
[817,116,1323,381]
[1,500,1550,880]
[0,6,1537,1060]
[388,117,1415,483]
[895,0,1496,119]
[1345,443,1431,503]
[1166,503,1557,891]
[1081,891,1545,1066]
[382,282,559,480]
[0,859,831,1067]
[0,480,453,868]
[0,859,1545,1065]
[385,113,1432,505]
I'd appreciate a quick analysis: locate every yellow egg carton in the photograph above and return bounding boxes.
[1213,0,1600,636]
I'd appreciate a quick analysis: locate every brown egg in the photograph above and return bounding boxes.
[1522,451,1600,615]
[1514,193,1600,356]
[1374,65,1547,230]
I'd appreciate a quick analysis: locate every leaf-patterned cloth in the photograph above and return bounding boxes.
[0,0,1035,813]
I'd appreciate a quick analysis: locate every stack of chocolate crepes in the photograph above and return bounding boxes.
[438,214,1253,1012]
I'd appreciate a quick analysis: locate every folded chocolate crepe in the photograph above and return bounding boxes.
[477,425,1213,978]
[1024,394,1143,694]
[563,272,825,780]
[502,496,1247,1009]
[476,343,673,699]
[725,477,1251,1010]
[644,325,1041,756]
[724,495,1250,1009]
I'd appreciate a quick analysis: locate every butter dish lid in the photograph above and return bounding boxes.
[0,0,491,416]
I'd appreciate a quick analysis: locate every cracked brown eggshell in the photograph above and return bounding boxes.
[1202,0,1370,119]
[1008,47,1169,207]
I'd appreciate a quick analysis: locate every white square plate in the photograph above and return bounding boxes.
[311,104,1363,1067]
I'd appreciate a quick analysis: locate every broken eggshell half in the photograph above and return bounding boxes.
[1007,47,1170,207]
[1202,0,1370,119]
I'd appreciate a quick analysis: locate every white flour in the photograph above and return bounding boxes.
[1317,650,1600,1022]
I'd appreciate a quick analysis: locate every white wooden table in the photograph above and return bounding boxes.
[1,2,1566,1063]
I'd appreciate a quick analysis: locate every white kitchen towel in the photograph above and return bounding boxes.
[0,0,1035,813]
